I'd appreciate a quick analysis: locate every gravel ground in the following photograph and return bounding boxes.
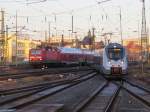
[127,65,150,89]
[0,66,91,75]
[0,74,63,90]
[125,75,150,90]
[0,71,89,91]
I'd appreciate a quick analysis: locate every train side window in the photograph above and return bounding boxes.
[51,48,54,52]
[48,47,52,51]
[54,48,58,52]
[31,50,41,55]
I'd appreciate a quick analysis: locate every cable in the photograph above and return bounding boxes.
[3,0,111,17]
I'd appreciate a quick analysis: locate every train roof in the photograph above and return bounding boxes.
[58,47,82,54]
[30,46,101,56]
[58,47,99,55]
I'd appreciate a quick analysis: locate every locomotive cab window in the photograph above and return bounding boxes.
[31,50,41,55]
[108,48,124,60]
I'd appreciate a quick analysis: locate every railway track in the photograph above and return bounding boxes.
[0,70,93,95]
[0,71,97,111]
[123,78,150,93]
[132,76,150,89]
[113,79,150,111]
[73,82,120,112]
[72,77,150,112]
[0,66,92,80]
[1,72,149,112]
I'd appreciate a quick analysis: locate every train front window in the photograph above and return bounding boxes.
[31,50,41,55]
[108,48,124,60]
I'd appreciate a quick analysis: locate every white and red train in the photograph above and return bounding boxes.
[100,43,128,77]
[29,46,100,68]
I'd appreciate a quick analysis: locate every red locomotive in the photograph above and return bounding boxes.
[29,46,100,68]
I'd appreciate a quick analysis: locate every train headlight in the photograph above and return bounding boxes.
[121,60,124,64]
[108,60,111,64]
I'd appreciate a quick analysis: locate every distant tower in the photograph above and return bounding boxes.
[88,30,92,37]
[141,0,148,63]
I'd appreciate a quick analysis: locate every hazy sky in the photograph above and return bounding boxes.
[0,0,150,42]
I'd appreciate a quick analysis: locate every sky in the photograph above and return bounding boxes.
[0,0,150,43]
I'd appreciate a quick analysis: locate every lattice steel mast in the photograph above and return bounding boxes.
[141,0,148,63]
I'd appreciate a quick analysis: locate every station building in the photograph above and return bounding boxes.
[0,35,41,64]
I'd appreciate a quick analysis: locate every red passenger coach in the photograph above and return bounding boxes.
[59,47,84,64]
[29,46,100,68]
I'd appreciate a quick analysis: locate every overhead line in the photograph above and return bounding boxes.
[3,0,112,18]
